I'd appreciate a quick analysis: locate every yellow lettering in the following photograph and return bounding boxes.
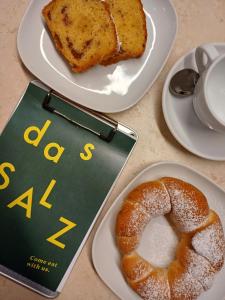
[80,143,95,161]
[47,217,77,249]
[39,179,56,209]
[7,187,33,219]
[0,162,15,190]
[44,143,64,163]
[24,120,51,147]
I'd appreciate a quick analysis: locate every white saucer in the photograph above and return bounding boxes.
[162,43,225,161]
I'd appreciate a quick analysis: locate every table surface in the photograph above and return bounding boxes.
[1,1,225,299]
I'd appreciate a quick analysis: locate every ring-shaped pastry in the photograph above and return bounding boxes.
[115,177,225,300]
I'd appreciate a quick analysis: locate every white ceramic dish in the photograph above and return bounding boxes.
[17,0,177,113]
[162,43,225,161]
[92,161,225,300]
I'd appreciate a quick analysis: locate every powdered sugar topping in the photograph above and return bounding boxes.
[162,179,209,232]
[122,203,151,236]
[182,247,216,290]
[136,272,170,300]
[170,268,204,299]
[138,182,171,217]
[192,221,225,269]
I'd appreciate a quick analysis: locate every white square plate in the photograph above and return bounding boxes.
[92,161,225,300]
[17,0,177,113]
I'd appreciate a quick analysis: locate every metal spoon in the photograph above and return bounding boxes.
[169,69,200,98]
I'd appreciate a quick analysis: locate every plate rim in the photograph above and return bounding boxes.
[162,42,225,161]
[92,160,225,300]
[17,0,178,114]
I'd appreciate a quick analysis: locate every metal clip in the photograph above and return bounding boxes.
[42,90,117,143]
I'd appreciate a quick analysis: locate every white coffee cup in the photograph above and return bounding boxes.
[193,44,225,133]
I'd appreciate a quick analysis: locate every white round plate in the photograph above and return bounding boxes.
[17,0,177,113]
[162,43,225,161]
[92,161,225,300]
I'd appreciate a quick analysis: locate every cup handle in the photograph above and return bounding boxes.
[195,44,219,75]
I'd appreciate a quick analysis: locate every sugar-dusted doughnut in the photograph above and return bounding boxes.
[116,177,225,300]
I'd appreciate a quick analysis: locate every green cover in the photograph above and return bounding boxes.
[0,82,136,292]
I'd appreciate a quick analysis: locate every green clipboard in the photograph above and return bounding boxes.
[0,81,137,297]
